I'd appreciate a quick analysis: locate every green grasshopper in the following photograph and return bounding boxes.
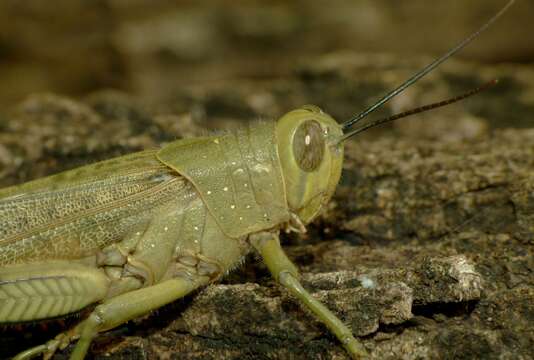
[0,2,513,359]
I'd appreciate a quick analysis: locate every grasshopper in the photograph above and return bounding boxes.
[1,2,513,359]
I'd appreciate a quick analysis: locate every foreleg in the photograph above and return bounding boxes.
[250,232,368,359]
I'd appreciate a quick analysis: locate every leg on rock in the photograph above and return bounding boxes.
[250,232,368,359]
[69,274,209,360]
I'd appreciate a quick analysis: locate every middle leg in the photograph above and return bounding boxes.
[69,273,210,360]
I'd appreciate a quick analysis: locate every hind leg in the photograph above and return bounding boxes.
[10,274,209,360]
[1,261,110,360]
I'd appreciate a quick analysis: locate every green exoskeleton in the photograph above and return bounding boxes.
[1,2,513,359]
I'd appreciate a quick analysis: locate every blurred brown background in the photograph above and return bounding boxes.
[0,0,532,110]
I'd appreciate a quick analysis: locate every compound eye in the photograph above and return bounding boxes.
[293,120,325,172]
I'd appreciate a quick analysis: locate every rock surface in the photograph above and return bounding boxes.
[0,52,533,360]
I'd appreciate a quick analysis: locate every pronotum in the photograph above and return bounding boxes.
[0,1,513,359]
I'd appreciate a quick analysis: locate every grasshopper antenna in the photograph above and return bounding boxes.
[341,0,514,131]
[338,79,498,142]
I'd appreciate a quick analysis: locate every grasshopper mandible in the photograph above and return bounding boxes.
[1,2,513,359]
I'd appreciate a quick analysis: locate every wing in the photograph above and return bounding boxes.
[0,150,190,266]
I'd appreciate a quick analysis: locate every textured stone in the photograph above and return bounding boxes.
[0,53,532,359]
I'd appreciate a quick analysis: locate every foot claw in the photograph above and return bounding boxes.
[13,328,79,360]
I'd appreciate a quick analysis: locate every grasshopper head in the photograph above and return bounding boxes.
[275,105,344,224]
[274,77,495,225]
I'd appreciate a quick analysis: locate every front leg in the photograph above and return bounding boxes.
[250,232,368,359]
